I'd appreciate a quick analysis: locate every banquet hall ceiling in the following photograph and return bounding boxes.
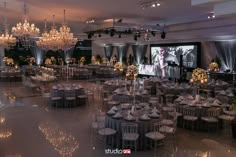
[0,0,236,42]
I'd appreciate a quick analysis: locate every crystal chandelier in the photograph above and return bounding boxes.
[0,2,16,49]
[58,10,77,51]
[37,16,61,51]
[11,2,40,49]
[37,10,77,52]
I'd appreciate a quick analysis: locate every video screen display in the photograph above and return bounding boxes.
[151,44,199,68]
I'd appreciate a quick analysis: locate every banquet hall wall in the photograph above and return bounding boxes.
[92,40,236,71]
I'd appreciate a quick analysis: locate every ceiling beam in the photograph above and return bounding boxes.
[214,0,236,16]
[191,0,226,5]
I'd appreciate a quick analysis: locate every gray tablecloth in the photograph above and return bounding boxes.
[105,115,159,150]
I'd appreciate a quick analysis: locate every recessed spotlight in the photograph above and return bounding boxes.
[151,4,156,8]
[208,12,216,19]
[157,3,160,6]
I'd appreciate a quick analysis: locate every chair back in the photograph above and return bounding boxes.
[207,108,221,117]
[65,90,76,97]
[153,121,162,132]
[121,123,138,134]
[183,107,196,116]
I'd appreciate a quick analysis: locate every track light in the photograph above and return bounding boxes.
[208,12,215,19]
[104,30,109,34]
[151,31,156,36]
[88,33,92,39]
[110,29,115,37]
[134,35,138,41]
[161,31,166,39]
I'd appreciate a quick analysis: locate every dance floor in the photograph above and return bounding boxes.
[0,81,236,157]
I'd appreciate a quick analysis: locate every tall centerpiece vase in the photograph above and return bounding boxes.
[191,68,208,102]
[195,85,200,102]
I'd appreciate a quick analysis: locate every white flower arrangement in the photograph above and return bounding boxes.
[80,57,86,65]
[208,62,219,72]
[126,65,138,80]
[190,68,208,84]
[114,62,124,72]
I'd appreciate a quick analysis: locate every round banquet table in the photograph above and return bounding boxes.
[105,114,159,150]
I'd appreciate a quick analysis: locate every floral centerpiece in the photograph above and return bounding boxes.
[126,65,138,80]
[111,57,117,65]
[190,68,208,84]
[91,56,96,64]
[27,57,35,66]
[80,57,86,65]
[57,58,63,65]
[114,62,124,72]
[50,57,56,65]
[208,62,219,72]
[3,57,14,66]
[102,57,108,64]
[190,68,208,101]
[45,58,52,65]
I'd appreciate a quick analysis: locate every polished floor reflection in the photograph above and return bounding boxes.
[0,81,236,157]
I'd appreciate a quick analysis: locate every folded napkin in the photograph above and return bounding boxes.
[113,112,122,118]
[214,99,221,104]
[149,112,159,118]
[228,93,234,97]
[111,106,118,111]
[190,100,197,106]
[107,109,116,115]
[219,90,226,95]
[178,96,184,99]
[212,101,220,106]
[126,113,134,120]
[187,95,194,100]
[152,107,159,113]
[140,114,150,120]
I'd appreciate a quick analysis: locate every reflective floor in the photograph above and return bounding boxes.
[0,81,236,157]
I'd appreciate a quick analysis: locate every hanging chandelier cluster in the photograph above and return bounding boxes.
[12,19,40,38]
[37,10,77,52]
[0,2,16,49]
[11,2,40,49]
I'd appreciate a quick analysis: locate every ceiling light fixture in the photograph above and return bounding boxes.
[161,31,166,39]
[12,1,40,50]
[0,1,16,49]
[208,12,215,19]
[37,10,77,52]
[140,0,161,9]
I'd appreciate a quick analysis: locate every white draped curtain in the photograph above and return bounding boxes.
[215,41,236,71]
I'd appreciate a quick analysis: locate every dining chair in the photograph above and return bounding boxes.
[50,90,63,108]
[121,123,139,154]
[183,107,198,130]
[98,128,116,150]
[145,121,166,157]
[201,108,221,132]
[64,89,76,108]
